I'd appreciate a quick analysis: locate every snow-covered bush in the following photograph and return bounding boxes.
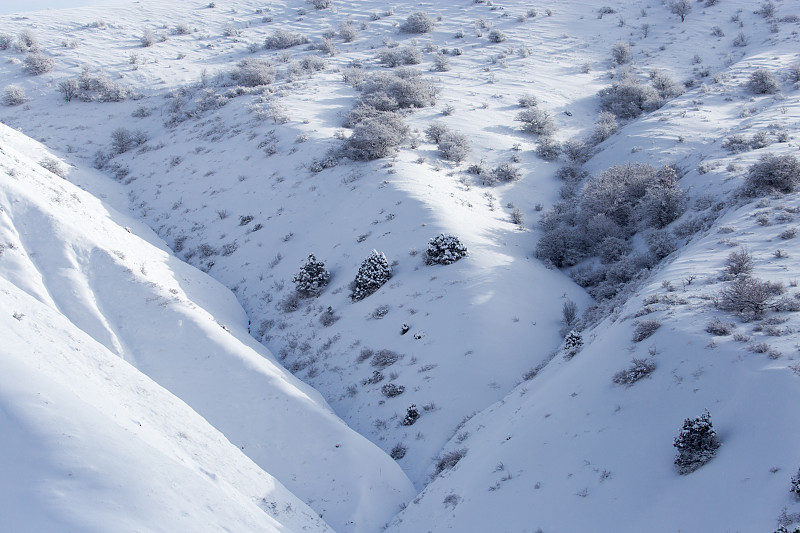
[437,130,471,163]
[264,29,308,49]
[23,53,54,75]
[378,46,422,67]
[351,250,392,301]
[0,34,13,50]
[424,122,449,144]
[307,0,333,9]
[611,41,631,64]
[632,319,661,342]
[230,58,275,87]
[110,128,148,154]
[344,113,408,160]
[140,28,155,47]
[58,79,79,102]
[561,139,591,164]
[390,443,407,460]
[292,254,331,297]
[338,21,358,42]
[381,383,405,397]
[489,162,522,183]
[723,248,753,279]
[722,134,751,154]
[718,276,783,317]
[670,0,692,22]
[791,468,800,498]
[401,404,420,425]
[673,410,720,474]
[400,12,435,33]
[743,154,800,195]
[592,110,618,143]
[16,29,39,52]
[536,137,561,161]
[434,449,467,475]
[650,69,684,99]
[598,75,663,119]
[612,358,656,386]
[705,318,736,336]
[563,330,583,358]
[39,157,65,178]
[2,85,27,106]
[488,29,507,43]
[518,93,538,108]
[747,68,780,94]
[515,107,556,136]
[424,234,467,265]
[432,54,451,72]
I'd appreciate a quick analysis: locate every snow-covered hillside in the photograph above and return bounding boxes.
[2,0,800,531]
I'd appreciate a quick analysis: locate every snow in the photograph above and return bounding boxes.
[2,0,800,531]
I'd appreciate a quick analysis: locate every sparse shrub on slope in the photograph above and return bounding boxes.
[611,41,631,65]
[612,358,656,386]
[670,0,692,23]
[292,254,330,298]
[400,12,435,34]
[718,276,784,318]
[650,69,684,99]
[23,53,54,75]
[424,234,467,265]
[673,410,720,474]
[344,113,408,161]
[791,468,800,498]
[747,68,780,94]
[515,107,556,136]
[230,58,275,87]
[743,154,800,195]
[351,250,391,301]
[437,131,470,163]
[2,85,27,106]
[632,319,661,342]
[598,75,663,119]
[110,127,148,154]
[265,29,308,49]
[307,0,333,9]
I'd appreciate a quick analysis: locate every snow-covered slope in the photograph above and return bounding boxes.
[0,123,413,532]
[2,0,800,530]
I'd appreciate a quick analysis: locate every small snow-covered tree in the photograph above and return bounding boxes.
[401,404,420,425]
[424,234,467,265]
[563,330,583,358]
[670,0,692,22]
[400,12,435,33]
[292,254,330,297]
[351,250,392,301]
[747,68,780,94]
[673,410,720,474]
[2,85,27,106]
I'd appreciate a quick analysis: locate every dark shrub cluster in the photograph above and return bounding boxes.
[434,449,467,475]
[381,383,405,397]
[612,358,656,385]
[632,319,661,342]
[743,154,800,195]
[400,12,435,33]
[537,164,685,299]
[673,410,720,474]
[292,254,330,297]
[401,404,420,425]
[424,234,467,265]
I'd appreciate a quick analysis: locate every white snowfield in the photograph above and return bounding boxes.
[1,0,800,531]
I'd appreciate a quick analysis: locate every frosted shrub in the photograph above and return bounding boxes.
[432,54,451,72]
[650,69,684,99]
[718,276,783,317]
[110,128,148,154]
[563,330,583,358]
[673,410,720,474]
[437,130,470,163]
[359,70,438,109]
[598,76,663,119]
[265,29,308,49]
[390,443,407,460]
[518,93,538,108]
[632,319,661,342]
[0,34,13,50]
[2,85,27,106]
[17,29,39,51]
[670,0,692,22]
[231,58,275,87]
[292,254,330,297]
[424,122,449,143]
[747,68,780,94]
[338,21,358,42]
[744,154,800,195]
[381,383,405,397]
[592,110,618,143]
[351,250,392,301]
[307,0,333,9]
[344,113,408,160]
[490,162,522,183]
[58,79,79,102]
[611,41,631,64]
[488,29,507,43]
[561,139,590,164]
[792,468,800,498]
[722,134,751,153]
[371,349,399,369]
[515,107,556,136]
[723,248,753,279]
[39,157,65,178]
[434,449,467,475]
[378,46,422,67]
[424,234,467,265]
[400,12,435,33]
[612,358,656,386]
[401,404,420,425]
[705,318,735,336]
[536,137,561,161]
[23,53,54,75]
[140,28,155,47]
